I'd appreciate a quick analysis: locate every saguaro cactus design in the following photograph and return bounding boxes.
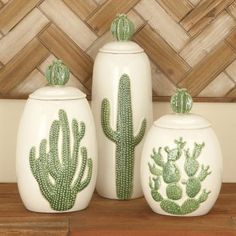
[29,109,93,211]
[101,74,147,200]
[148,137,211,215]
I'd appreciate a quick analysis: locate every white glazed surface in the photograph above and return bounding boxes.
[92,46,153,199]
[16,98,97,213]
[141,115,223,216]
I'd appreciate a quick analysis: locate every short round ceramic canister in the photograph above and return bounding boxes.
[92,14,153,200]
[141,89,222,216]
[16,60,97,213]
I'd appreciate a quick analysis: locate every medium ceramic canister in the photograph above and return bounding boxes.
[16,60,97,213]
[141,89,222,216]
[92,14,153,200]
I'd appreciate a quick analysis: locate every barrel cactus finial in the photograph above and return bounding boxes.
[111,14,135,41]
[171,88,193,114]
[45,59,70,86]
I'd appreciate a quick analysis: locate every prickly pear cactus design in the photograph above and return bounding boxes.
[29,109,93,211]
[148,138,211,215]
[101,74,147,200]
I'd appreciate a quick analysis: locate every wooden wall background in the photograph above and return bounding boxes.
[2,0,236,101]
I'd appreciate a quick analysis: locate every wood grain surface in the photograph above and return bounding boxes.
[1,0,236,101]
[0,183,235,235]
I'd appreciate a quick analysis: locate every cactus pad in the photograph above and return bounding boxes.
[148,138,211,215]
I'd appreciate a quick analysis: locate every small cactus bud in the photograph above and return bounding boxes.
[170,88,193,114]
[111,14,134,41]
[45,60,70,86]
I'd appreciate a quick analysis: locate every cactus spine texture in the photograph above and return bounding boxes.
[101,74,147,200]
[29,109,92,211]
[45,60,70,86]
[111,14,134,41]
[171,88,193,114]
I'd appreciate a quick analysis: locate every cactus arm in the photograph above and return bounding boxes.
[101,98,118,142]
[48,120,61,179]
[72,147,93,193]
[29,147,37,176]
[59,109,71,166]
[133,118,147,146]
[29,140,53,202]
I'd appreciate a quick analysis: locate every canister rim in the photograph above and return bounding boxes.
[29,86,86,100]
[154,113,211,130]
[99,41,144,54]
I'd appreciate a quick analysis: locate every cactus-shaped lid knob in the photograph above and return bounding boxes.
[45,60,70,86]
[171,88,193,114]
[111,14,134,41]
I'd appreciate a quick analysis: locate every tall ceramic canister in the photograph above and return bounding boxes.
[141,89,222,216]
[92,14,153,200]
[16,60,97,213]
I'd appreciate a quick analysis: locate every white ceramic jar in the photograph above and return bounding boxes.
[92,14,153,200]
[141,89,222,216]
[16,60,97,213]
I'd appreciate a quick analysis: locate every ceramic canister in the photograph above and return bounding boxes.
[16,60,97,213]
[141,89,222,216]
[92,14,153,200]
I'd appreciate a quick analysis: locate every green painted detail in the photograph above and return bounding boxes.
[171,88,193,114]
[45,60,70,85]
[29,109,93,211]
[101,74,147,200]
[148,138,211,215]
[111,14,135,41]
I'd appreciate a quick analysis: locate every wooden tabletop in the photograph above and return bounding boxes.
[0,183,235,235]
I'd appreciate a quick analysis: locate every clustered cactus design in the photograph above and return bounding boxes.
[101,74,147,200]
[149,137,211,215]
[111,14,135,41]
[29,109,93,211]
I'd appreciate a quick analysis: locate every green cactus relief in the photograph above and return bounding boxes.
[148,138,211,215]
[171,88,193,114]
[29,109,93,211]
[45,60,70,86]
[101,74,147,200]
[111,14,134,41]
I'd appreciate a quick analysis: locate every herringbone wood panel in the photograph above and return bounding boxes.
[1,0,236,101]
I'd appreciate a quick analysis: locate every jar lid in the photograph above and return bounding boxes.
[154,113,211,129]
[30,86,86,100]
[100,14,143,54]
[99,41,144,54]
[154,88,211,129]
[29,60,86,101]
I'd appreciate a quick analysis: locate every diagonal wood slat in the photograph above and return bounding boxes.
[0,0,236,101]
[178,42,236,96]
[134,25,190,84]
[87,0,140,36]
[0,0,42,34]
[157,0,192,22]
[0,8,49,64]
[39,24,93,87]
[63,0,97,20]
[0,38,49,95]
